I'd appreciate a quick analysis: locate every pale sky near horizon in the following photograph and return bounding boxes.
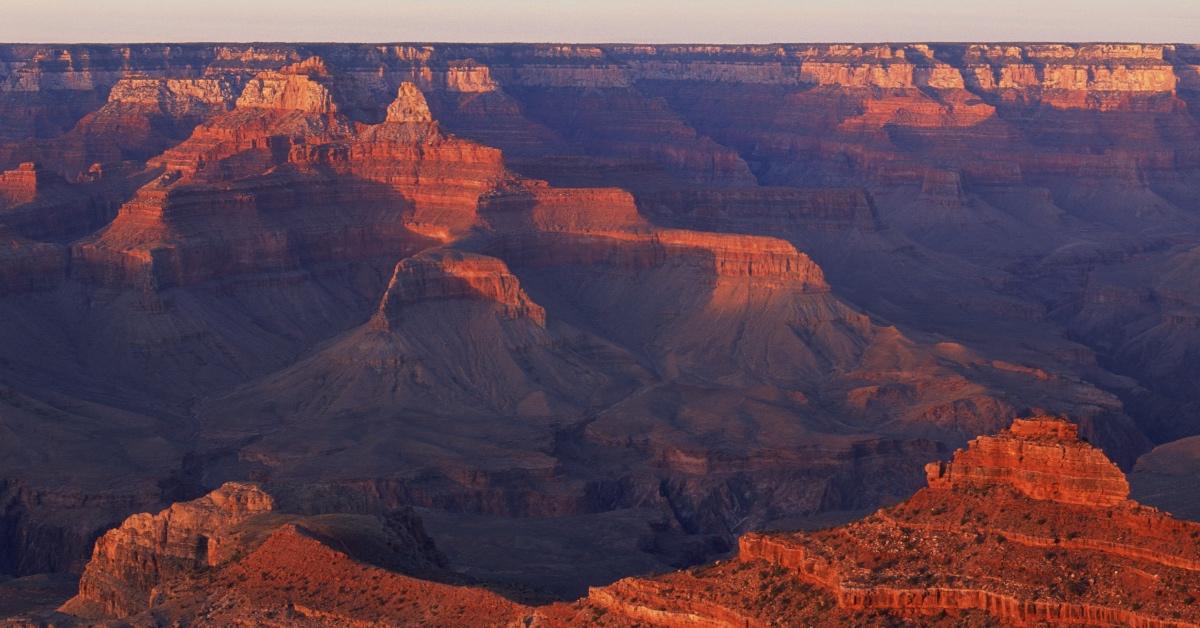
[3,0,1199,44]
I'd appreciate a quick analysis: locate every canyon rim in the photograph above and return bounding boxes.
[2,33,1200,627]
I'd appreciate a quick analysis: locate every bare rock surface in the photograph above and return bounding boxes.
[1,43,1200,621]
[576,417,1200,626]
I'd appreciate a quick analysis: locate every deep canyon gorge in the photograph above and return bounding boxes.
[1,42,1200,625]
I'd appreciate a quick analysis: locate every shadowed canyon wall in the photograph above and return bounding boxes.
[3,42,1200,621]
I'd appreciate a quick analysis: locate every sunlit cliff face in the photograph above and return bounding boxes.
[3,42,1200,625]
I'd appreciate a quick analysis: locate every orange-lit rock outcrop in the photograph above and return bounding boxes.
[67,418,1199,626]
[0,162,40,207]
[376,249,547,327]
[59,483,529,626]
[578,417,1200,627]
[4,41,1200,624]
[924,417,1131,507]
[61,483,275,618]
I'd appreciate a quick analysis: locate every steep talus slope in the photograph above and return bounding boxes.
[199,246,647,435]
[189,167,1134,557]
[0,42,1198,614]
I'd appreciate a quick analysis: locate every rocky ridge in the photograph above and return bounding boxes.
[61,483,275,618]
[1,41,1200,618]
[58,482,470,625]
[52,417,1200,626]
[375,249,546,327]
[924,417,1131,506]
[578,417,1200,626]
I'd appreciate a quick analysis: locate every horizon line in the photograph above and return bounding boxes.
[3,39,1200,47]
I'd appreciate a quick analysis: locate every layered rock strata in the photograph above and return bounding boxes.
[71,70,503,289]
[375,249,546,327]
[924,417,1131,506]
[579,417,1200,626]
[59,483,482,625]
[1,42,1199,619]
[61,482,275,618]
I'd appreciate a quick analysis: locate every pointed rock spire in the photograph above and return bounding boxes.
[386,82,433,124]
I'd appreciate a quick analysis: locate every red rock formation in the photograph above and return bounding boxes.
[386,81,434,123]
[1,43,1199,621]
[924,417,1131,507]
[576,417,1200,627]
[376,249,546,327]
[235,57,337,114]
[636,187,879,234]
[197,241,649,430]
[71,74,502,288]
[0,159,140,249]
[105,76,234,114]
[145,60,352,178]
[478,183,829,289]
[0,162,39,207]
[0,76,236,181]
[152,523,528,626]
[61,482,275,618]
[59,483,527,626]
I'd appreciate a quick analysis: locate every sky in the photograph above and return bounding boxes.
[4,0,1200,44]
